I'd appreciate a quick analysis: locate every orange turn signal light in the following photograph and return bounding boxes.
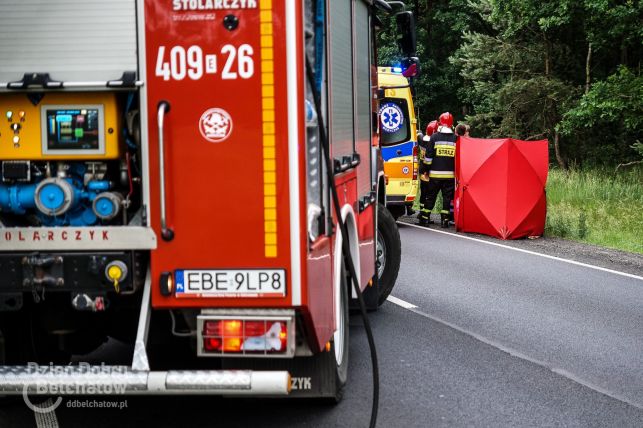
[202,319,288,354]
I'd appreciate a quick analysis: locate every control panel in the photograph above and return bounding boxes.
[0,93,119,160]
[42,105,104,155]
[0,91,135,228]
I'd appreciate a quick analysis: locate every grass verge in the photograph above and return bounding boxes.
[545,166,643,254]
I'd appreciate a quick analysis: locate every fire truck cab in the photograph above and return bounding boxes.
[0,0,414,400]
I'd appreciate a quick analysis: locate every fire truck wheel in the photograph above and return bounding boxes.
[332,264,350,401]
[317,263,350,403]
[0,311,70,365]
[0,327,11,366]
[376,203,401,306]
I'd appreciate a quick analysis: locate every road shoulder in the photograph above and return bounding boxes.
[398,215,643,277]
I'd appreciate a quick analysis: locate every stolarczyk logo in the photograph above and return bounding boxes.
[22,363,128,413]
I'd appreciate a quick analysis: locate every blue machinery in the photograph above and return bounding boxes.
[0,163,122,226]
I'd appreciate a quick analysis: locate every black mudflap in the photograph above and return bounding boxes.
[355,279,380,311]
[221,352,338,398]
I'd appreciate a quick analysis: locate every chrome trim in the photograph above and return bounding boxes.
[132,269,152,371]
[286,0,302,306]
[135,0,152,228]
[0,82,144,91]
[0,366,290,396]
[0,226,156,251]
[156,101,173,241]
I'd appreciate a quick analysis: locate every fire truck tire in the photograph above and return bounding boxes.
[0,311,70,365]
[376,203,401,306]
[330,264,350,402]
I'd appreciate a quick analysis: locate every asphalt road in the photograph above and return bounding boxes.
[2,223,643,427]
[395,223,643,408]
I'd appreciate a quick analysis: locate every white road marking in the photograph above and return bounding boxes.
[386,295,418,309]
[400,222,643,281]
[386,298,643,409]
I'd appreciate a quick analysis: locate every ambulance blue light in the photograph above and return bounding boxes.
[392,67,403,73]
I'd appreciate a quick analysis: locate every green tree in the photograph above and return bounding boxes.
[559,66,643,166]
[376,0,642,166]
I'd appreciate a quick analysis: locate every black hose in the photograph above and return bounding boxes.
[305,56,379,428]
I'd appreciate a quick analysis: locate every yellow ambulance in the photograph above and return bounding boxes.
[378,67,419,219]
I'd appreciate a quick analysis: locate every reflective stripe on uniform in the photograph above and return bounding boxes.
[435,145,456,158]
[434,141,455,147]
[429,170,454,179]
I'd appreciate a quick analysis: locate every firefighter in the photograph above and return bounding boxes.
[455,123,470,137]
[418,120,439,226]
[423,112,457,228]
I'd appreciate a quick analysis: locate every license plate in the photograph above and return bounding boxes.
[174,269,286,298]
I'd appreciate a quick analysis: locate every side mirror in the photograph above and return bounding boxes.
[402,60,419,78]
[395,11,417,58]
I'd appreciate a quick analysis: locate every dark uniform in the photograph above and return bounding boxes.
[422,130,457,227]
[418,134,433,224]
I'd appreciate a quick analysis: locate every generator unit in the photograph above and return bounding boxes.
[0,92,132,227]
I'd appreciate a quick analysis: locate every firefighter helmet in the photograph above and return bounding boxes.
[425,120,438,137]
[439,112,454,129]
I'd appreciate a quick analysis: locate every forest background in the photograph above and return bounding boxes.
[378,0,642,252]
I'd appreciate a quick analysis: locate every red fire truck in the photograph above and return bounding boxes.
[0,0,415,401]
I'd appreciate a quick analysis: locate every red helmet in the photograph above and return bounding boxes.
[425,120,438,137]
[439,112,454,129]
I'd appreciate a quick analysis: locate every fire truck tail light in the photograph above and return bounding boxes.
[224,337,243,352]
[159,272,173,296]
[204,337,222,351]
[200,318,291,356]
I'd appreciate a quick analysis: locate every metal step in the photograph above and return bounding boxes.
[0,365,290,395]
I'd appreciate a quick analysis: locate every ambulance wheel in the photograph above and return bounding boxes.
[386,205,405,220]
[376,203,401,306]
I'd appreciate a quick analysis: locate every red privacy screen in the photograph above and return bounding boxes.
[454,138,548,239]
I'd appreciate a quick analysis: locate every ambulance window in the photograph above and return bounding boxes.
[379,98,410,146]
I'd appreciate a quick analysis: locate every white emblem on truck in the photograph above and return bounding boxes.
[199,108,233,143]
